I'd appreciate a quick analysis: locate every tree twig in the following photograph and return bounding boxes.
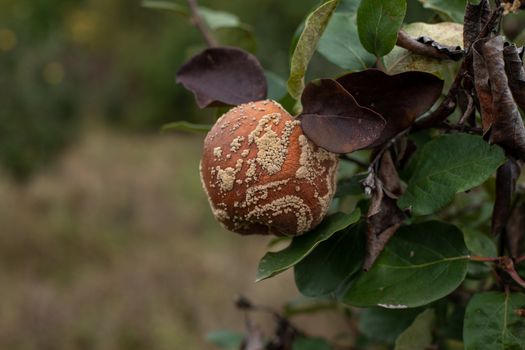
[186,0,218,47]
[368,128,411,172]
[500,256,525,289]
[396,30,462,60]
[470,256,525,290]
[458,92,475,124]
[414,6,503,129]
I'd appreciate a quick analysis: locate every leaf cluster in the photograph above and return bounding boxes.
[158,0,525,348]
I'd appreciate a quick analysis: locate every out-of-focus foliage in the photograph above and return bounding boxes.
[0,0,79,181]
[0,0,320,181]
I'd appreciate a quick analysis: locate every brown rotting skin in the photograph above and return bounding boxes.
[200,100,339,236]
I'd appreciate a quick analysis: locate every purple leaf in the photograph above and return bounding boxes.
[176,47,267,108]
[336,69,443,147]
[299,79,386,153]
[464,0,490,48]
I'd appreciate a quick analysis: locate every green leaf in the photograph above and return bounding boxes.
[394,309,435,350]
[357,0,407,57]
[398,134,506,216]
[161,121,212,134]
[142,0,189,16]
[198,7,240,30]
[463,227,497,278]
[265,71,287,101]
[294,221,365,297]
[418,0,466,23]
[256,210,360,282]
[463,227,497,257]
[341,221,469,308]
[440,303,466,341]
[383,22,463,86]
[358,307,423,344]
[287,0,340,99]
[206,330,244,350]
[337,0,360,14]
[293,337,332,350]
[464,292,525,350]
[317,13,376,70]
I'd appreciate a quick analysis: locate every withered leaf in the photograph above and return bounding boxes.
[415,35,464,60]
[464,0,490,48]
[299,79,386,154]
[472,39,495,132]
[364,152,406,271]
[378,148,403,199]
[336,69,444,147]
[176,47,267,108]
[503,44,525,110]
[492,159,521,236]
[482,36,525,161]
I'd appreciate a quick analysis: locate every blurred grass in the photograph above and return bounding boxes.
[0,128,263,349]
[0,127,349,350]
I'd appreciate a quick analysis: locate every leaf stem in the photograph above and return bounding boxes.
[470,255,500,262]
[500,256,525,289]
[472,256,525,290]
[458,91,475,125]
[186,0,218,47]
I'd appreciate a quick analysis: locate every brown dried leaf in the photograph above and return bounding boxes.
[473,39,495,132]
[492,159,521,236]
[176,47,267,108]
[464,0,490,48]
[379,148,404,198]
[503,44,525,110]
[365,209,403,271]
[336,69,443,147]
[298,79,386,153]
[482,36,525,161]
[364,152,406,270]
[366,173,384,217]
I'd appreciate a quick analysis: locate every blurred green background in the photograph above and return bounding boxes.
[0,0,353,349]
